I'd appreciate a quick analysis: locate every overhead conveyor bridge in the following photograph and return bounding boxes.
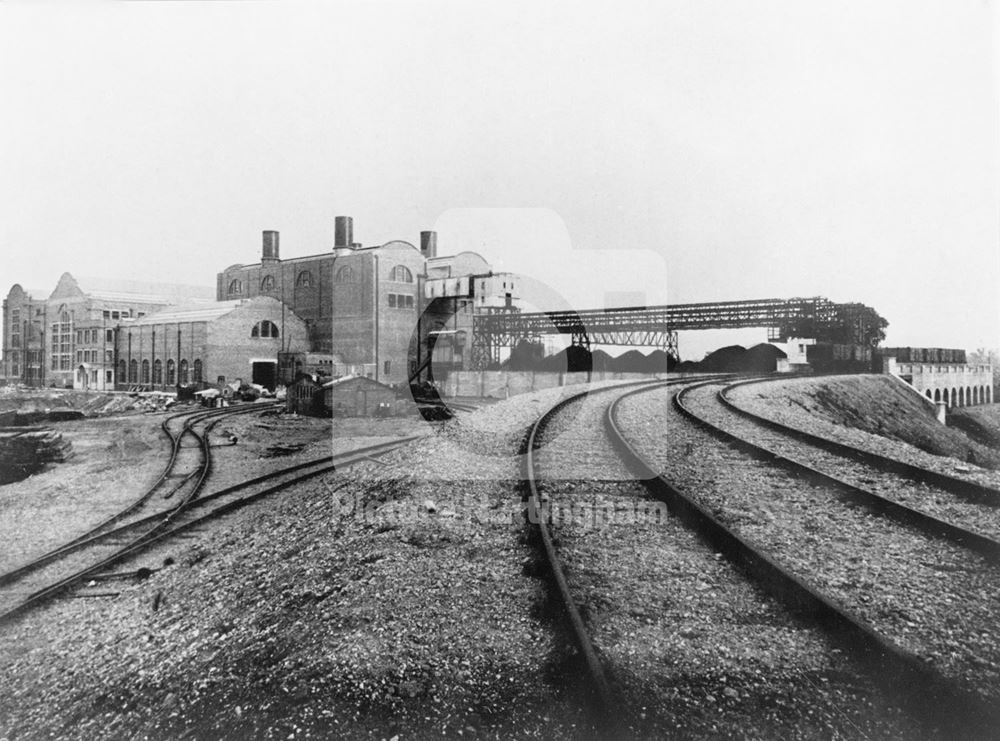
[469,296,885,368]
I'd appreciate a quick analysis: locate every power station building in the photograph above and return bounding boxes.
[215,216,515,386]
[3,215,519,390]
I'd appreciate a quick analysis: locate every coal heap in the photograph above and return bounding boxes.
[700,345,748,372]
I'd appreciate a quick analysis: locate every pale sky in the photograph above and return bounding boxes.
[2,1,998,360]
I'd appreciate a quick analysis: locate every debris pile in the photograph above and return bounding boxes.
[0,428,74,476]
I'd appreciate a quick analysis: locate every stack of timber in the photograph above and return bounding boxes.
[0,427,74,477]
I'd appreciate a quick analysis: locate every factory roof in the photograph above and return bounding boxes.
[86,290,172,304]
[322,374,359,388]
[75,275,214,298]
[46,273,215,305]
[220,240,426,270]
[129,300,245,325]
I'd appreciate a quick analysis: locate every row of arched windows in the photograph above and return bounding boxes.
[227,264,414,295]
[925,385,993,407]
[119,358,202,385]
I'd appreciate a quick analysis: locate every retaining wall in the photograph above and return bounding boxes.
[441,370,671,398]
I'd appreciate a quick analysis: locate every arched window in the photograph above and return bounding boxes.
[951,388,957,407]
[925,390,932,399]
[251,320,279,338]
[193,359,203,383]
[390,265,413,283]
[141,359,150,384]
[261,275,275,292]
[296,271,313,288]
[153,359,163,384]
[228,279,243,294]
[179,359,189,384]
[335,265,355,283]
[118,359,126,382]
[167,359,176,385]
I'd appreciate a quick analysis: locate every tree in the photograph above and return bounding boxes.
[969,348,1000,366]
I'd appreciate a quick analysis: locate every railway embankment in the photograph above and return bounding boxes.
[728,375,1000,473]
[949,404,1000,450]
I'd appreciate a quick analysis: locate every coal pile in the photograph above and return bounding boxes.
[514,347,674,373]
[538,345,595,373]
[742,343,788,373]
[700,345,748,372]
[506,340,546,370]
[684,343,787,373]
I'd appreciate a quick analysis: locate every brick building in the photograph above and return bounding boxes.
[2,273,212,389]
[4,215,520,392]
[216,216,508,387]
[113,296,309,391]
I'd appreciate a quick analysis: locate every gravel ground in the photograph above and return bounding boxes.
[728,376,1000,488]
[0,405,404,573]
[532,384,925,739]
[5,376,985,739]
[620,381,1000,708]
[699,384,1000,540]
[0,383,635,740]
[0,412,185,572]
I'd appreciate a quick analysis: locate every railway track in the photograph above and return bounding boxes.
[0,402,322,622]
[521,378,930,738]
[679,380,1000,559]
[65,435,419,593]
[611,379,1000,735]
[0,403,277,591]
[722,376,1000,503]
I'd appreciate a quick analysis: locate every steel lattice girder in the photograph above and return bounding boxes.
[472,296,876,348]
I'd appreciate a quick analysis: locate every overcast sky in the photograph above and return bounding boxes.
[1,1,997,359]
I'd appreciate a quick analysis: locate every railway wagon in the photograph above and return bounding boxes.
[878,347,967,364]
[806,343,874,372]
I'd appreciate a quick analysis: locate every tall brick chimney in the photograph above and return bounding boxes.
[334,216,354,249]
[262,230,280,262]
[420,230,438,259]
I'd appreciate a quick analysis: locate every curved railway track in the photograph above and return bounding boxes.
[50,435,419,598]
[0,402,301,621]
[521,377,936,738]
[678,380,1000,559]
[611,378,1000,735]
[721,376,1000,504]
[0,403,277,589]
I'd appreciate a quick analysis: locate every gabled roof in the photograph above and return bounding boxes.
[130,300,245,325]
[322,374,394,391]
[48,273,214,304]
[322,374,358,388]
[128,295,293,326]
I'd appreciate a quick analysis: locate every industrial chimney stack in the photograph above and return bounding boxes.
[420,230,438,259]
[262,230,280,262]
[334,216,354,250]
